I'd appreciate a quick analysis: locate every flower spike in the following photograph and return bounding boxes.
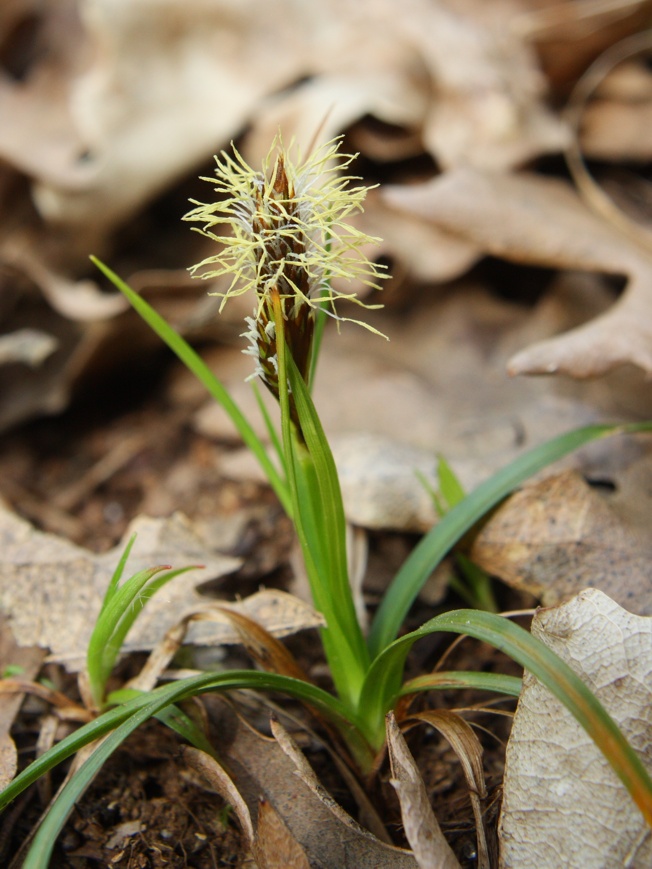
[184,136,386,395]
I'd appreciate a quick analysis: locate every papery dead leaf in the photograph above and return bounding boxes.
[29,0,322,229]
[254,797,311,869]
[383,167,652,378]
[269,715,392,845]
[207,606,311,682]
[0,500,325,671]
[499,589,652,868]
[470,464,652,615]
[386,711,461,869]
[0,330,58,367]
[0,0,88,184]
[407,710,489,869]
[360,189,479,286]
[580,60,652,161]
[0,614,45,789]
[16,264,127,323]
[0,734,16,793]
[200,590,324,645]
[183,745,312,868]
[181,745,256,846]
[517,0,652,89]
[12,0,564,233]
[199,696,418,868]
[0,314,107,435]
[200,282,652,534]
[0,0,622,441]
[0,503,240,668]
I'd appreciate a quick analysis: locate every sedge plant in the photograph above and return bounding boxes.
[3,136,652,866]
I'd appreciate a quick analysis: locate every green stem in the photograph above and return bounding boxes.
[272,295,368,710]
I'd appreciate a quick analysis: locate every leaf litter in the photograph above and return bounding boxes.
[500,589,652,868]
[1,0,652,866]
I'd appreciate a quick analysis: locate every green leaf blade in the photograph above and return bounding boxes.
[399,669,522,699]
[1,670,364,814]
[362,609,652,827]
[91,257,291,515]
[368,422,652,657]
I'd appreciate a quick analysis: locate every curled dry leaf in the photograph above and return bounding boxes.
[202,281,652,534]
[386,712,461,869]
[206,606,312,682]
[518,0,652,88]
[0,0,566,448]
[254,797,312,869]
[0,735,16,794]
[383,167,652,378]
[499,589,652,868]
[181,745,256,847]
[196,697,418,868]
[3,0,563,232]
[470,461,652,615]
[183,745,312,868]
[407,710,490,869]
[268,716,391,845]
[120,589,324,697]
[579,59,652,162]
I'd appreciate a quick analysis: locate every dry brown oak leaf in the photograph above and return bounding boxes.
[469,466,652,615]
[382,167,652,378]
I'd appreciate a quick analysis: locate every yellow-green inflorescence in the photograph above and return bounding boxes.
[184,136,386,399]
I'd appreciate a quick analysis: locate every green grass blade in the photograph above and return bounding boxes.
[368,422,652,657]
[399,669,522,699]
[86,566,197,706]
[437,455,466,508]
[415,469,446,518]
[17,669,369,868]
[308,243,332,389]
[154,704,218,757]
[362,610,652,826]
[98,567,198,700]
[455,553,497,612]
[273,328,333,668]
[106,688,218,755]
[308,295,328,389]
[436,458,497,610]
[87,565,166,704]
[0,670,363,815]
[91,256,291,515]
[98,534,136,615]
